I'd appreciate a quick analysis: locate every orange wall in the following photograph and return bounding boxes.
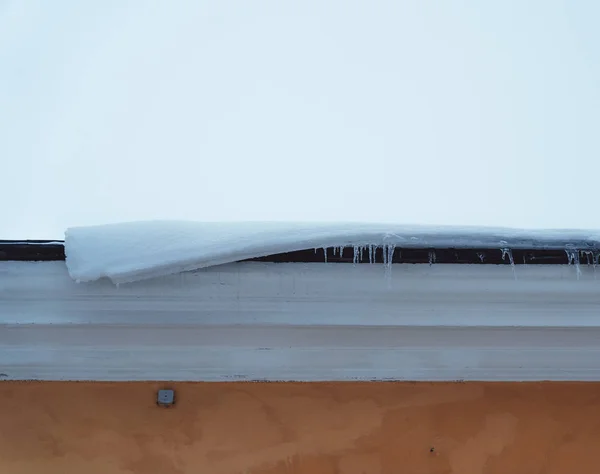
[0,381,598,473]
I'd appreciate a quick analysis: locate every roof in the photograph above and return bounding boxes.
[2,221,600,283]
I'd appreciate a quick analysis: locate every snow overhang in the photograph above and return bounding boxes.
[2,221,600,283]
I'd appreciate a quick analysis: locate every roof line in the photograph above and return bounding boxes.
[1,241,597,265]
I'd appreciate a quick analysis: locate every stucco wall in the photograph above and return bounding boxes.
[0,382,597,473]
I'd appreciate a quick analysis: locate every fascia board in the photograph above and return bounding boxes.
[1,261,599,381]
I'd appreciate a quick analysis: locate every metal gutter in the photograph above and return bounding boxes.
[1,260,599,381]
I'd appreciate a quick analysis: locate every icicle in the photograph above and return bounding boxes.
[581,250,598,269]
[565,249,573,264]
[338,246,344,258]
[323,247,328,263]
[352,245,360,265]
[368,245,375,264]
[477,252,485,263]
[332,247,337,256]
[565,248,581,280]
[387,244,396,267]
[360,245,365,262]
[382,244,396,286]
[428,250,436,266]
[501,248,513,264]
[582,251,596,280]
[580,250,598,280]
[501,248,517,280]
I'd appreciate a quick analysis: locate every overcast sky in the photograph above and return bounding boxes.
[1,0,599,239]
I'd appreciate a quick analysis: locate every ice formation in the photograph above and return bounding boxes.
[64,221,600,283]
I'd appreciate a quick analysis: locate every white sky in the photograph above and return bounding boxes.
[1,0,599,239]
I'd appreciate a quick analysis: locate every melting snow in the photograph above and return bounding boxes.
[64,221,600,284]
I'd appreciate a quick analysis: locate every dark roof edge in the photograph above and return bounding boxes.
[0,241,66,261]
[1,241,599,265]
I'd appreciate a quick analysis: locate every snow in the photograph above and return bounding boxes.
[64,221,600,284]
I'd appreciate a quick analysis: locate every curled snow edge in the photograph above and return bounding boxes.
[64,221,600,284]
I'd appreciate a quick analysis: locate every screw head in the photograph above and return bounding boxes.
[157,389,175,407]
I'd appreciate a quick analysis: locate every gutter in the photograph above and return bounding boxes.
[1,257,600,382]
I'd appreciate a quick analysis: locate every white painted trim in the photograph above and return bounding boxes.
[1,261,599,381]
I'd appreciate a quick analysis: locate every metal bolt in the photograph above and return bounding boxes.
[157,389,175,407]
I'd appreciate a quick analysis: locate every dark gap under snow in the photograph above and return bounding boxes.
[1,240,598,267]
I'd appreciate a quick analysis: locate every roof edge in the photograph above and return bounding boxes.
[1,241,598,266]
